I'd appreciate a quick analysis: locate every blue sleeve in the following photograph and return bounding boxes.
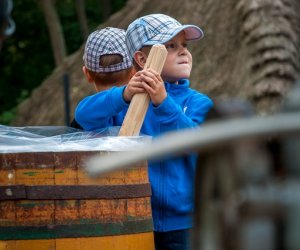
[75,86,128,131]
[152,92,213,132]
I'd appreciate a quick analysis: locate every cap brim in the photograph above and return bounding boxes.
[144,25,204,46]
[182,25,204,40]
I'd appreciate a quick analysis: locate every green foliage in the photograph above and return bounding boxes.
[0,0,52,125]
[0,107,16,125]
[0,0,127,125]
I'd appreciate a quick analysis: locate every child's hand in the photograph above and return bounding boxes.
[140,69,167,106]
[123,72,146,102]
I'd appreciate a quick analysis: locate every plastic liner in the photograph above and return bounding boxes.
[0,125,151,153]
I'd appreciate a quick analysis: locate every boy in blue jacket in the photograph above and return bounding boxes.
[75,14,213,250]
[70,27,135,129]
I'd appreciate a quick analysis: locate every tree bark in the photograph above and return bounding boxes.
[75,0,89,40]
[40,0,67,66]
[101,0,112,21]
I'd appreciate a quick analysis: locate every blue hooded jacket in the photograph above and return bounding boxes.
[75,79,213,232]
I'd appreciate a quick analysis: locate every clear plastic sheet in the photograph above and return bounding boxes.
[0,125,151,153]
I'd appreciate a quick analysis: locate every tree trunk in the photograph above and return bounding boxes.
[75,0,89,40]
[101,0,112,21]
[12,0,300,126]
[40,0,66,66]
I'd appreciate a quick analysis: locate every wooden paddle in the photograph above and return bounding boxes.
[118,44,168,136]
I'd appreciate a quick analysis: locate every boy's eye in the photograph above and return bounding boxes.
[165,43,175,49]
[165,42,189,50]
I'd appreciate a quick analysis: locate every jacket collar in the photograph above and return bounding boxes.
[164,79,190,92]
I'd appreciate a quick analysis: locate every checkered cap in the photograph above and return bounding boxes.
[126,14,204,59]
[83,27,132,73]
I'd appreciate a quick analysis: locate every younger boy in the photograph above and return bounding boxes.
[75,14,213,249]
[71,27,135,129]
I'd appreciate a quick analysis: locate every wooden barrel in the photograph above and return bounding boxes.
[0,151,154,250]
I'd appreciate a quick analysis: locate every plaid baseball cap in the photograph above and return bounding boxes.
[126,14,204,59]
[83,27,132,73]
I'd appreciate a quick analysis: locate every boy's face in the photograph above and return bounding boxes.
[161,31,192,83]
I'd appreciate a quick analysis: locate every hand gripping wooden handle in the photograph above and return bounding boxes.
[118,44,168,136]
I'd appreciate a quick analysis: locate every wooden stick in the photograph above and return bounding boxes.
[119,44,168,136]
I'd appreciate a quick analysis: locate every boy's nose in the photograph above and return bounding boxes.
[178,46,188,55]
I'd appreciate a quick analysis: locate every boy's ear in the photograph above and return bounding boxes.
[133,51,147,69]
[82,66,94,83]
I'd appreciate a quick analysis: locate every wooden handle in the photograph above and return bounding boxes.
[119,44,168,136]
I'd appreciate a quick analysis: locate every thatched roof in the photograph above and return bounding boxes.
[12,0,300,126]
